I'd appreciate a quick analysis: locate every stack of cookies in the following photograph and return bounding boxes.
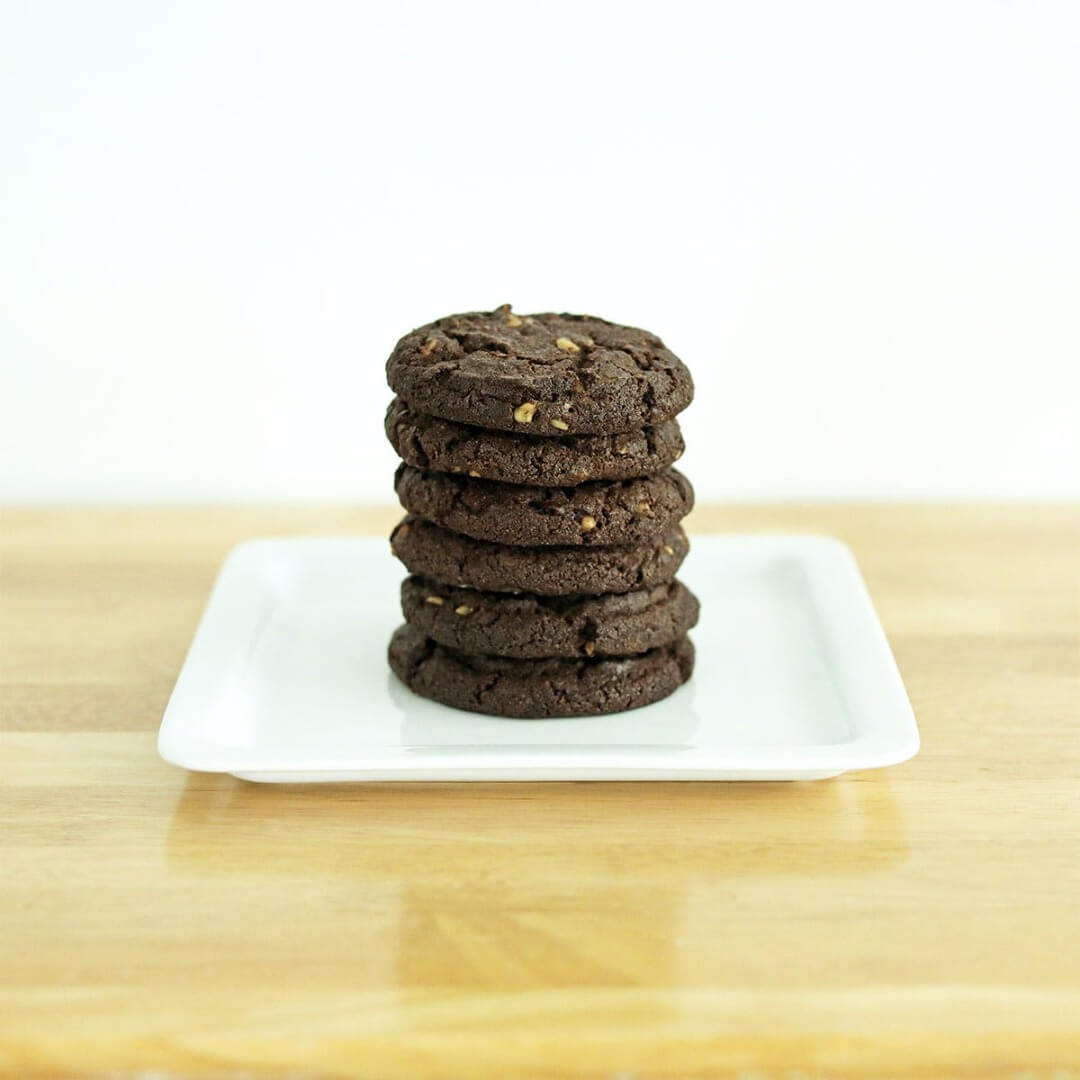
[384,305,698,718]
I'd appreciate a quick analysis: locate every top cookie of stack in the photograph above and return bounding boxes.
[385,305,698,718]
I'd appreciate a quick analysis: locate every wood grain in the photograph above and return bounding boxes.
[2,505,1079,1078]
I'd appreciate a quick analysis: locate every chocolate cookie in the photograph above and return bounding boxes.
[385,397,685,486]
[385,306,693,436]
[389,623,695,718]
[394,465,694,547]
[390,516,689,596]
[401,576,700,659]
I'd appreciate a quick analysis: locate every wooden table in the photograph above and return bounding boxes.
[2,506,1079,1078]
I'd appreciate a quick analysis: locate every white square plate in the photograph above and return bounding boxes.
[158,535,918,782]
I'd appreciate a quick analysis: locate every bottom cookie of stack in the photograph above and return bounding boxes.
[389,623,696,719]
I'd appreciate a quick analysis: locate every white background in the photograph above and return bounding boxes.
[2,0,1077,503]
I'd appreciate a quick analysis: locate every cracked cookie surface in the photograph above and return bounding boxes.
[390,516,689,595]
[394,464,693,547]
[385,397,685,486]
[401,576,699,659]
[385,306,694,436]
[388,623,695,718]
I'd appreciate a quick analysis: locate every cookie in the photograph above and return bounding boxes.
[389,623,695,718]
[390,516,689,596]
[401,576,700,659]
[394,465,694,547]
[385,306,693,436]
[385,397,685,486]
